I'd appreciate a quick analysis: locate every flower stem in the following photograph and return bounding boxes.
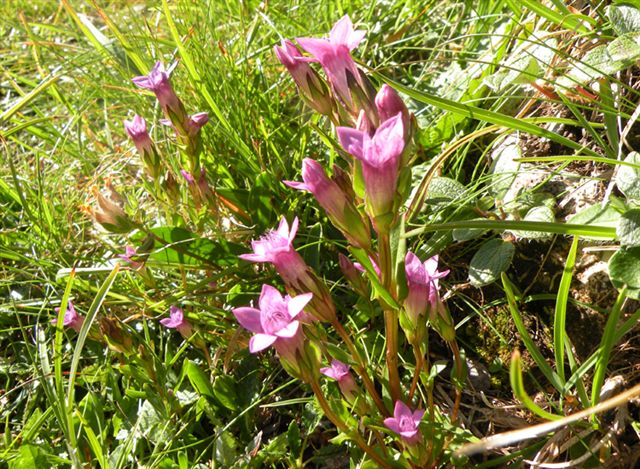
[378,232,402,403]
[333,320,388,416]
[309,379,393,469]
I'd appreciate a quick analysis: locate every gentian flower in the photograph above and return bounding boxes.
[180,169,195,185]
[123,115,153,156]
[51,301,84,333]
[132,62,187,124]
[297,15,365,106]
[233,284,312,361]
[284,158,370,249]
[337,113,405,230]
[119,245,143,270]
[375,84,409,125]
[186,111,209,137]
[320,359,359,403]
[275,40,332,115]
[404,252,449,324]
[239,217,305,281]
[384,401,425,445]
[338,253,368,295]
[240,217,337,322]
[160,306,194,339]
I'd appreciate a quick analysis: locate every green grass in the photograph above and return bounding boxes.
[3,0,640,467]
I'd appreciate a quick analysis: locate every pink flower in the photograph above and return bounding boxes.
[132,62,184,118]
[186,112,209,137]
[123,115,153,155]
[353,256,381,278]
[321,359,359,401]
[337,113,405,227]
[239,217,307,283]
[160,306,193,339]
[275,40,332,115]
[240,217,337,323]
[180,169,195,185]
[51,301,84,333]
[320,359,350,380]
[375,85,409,124]
[404,252,449,323]
[297,15,365,106]
[233,284,312,359]
[384,401,425,445]
[118,245,143,269]
[284,159,370,249]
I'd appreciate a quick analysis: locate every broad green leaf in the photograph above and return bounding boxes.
[287,421,301,456]
[469,239,515,287]
[453,219,488,242]
[511,205,555,239]
[425,176,469,211]
[617,208,640,246]
[567,202,622,233]
[136,226,242,267]
[615,152,640,199]
[558,45,626,87]
[608,4,640,35]
[608,32,640,62]
[490,135,521,199]
[184,360,215,399]
[609,246,640,298]
[213,375,238,411]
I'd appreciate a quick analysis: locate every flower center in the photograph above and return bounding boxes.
[262,306,290,335]
[399,416,415,432]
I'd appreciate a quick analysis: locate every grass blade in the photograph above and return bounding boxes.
[502,273,564,392]
[553,236,579,384]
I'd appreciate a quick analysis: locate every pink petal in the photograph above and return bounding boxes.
[283,180,310,192]
[274,320,299,338]
[239,252,268,263]
[383,417,402,434]
[233,307,264,333]
[249,333,277,353]
[296,37,333,61]
[393,400,413,420]
[288,217,299,242]
[346,30,366,50]
[276,217,290,238]
[368,113,405,168]
[413,409,425,423]
[160,317,180,328]
[258,284,284,312]
[399,428,419,438]
[329,15,353,45]
[287,292,313,318]
[336,127,364,159]
[320,366,337,379]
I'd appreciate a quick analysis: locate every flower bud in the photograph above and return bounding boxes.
[89,183,135,234]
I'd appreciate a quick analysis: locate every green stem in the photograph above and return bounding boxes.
[309,379,392,469]
[378,232,402,402]
[333,320,388,416]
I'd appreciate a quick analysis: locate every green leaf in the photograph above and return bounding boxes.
[425,176,469,210]
[490,135,521,199]
[609,246,640,298]
[287,421,301,456]
[213,375,238,411]
[138,226,242,267]
[567,202,622,239]
[183,360,215,400]
[469,239,515,287]
[615,152,640,199]
[511,205,555,239]
[559,43,629,87]
[617,208,640,246]
[608,4,640,35]
[9,444,48,469]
